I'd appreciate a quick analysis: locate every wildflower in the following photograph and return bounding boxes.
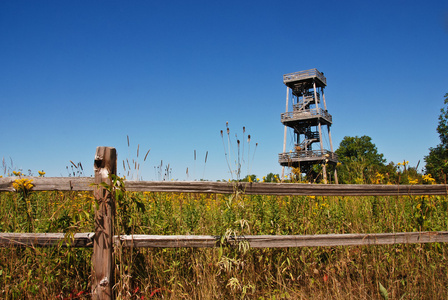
[12,178,34,192]
[408,178,419,185]
[422,174,436,184]
[374,172,385,184]
[12,171,22,176]
[38,170,46,177]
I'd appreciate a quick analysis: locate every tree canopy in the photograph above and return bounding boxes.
[336,135,386,166]
[335,135,386,184]
[424,93,448,182]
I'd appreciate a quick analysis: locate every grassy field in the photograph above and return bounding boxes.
[1,183,448,299]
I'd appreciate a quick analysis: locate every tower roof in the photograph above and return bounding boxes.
[283,68,326,89]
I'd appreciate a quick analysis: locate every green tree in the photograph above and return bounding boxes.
[336,136,386,165]
[424,93,448,182]
[335,135,386,184]
[264,173,280,183]
[241,174,258,182]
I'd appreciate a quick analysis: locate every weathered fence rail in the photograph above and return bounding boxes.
[2,231,448,248]
[1,177,447,196]
[1,146,447,299]
[0,232,94,247]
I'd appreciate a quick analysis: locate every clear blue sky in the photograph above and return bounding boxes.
[1,0,447,180]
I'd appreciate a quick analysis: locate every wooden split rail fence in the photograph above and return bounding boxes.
[1,146,448,299]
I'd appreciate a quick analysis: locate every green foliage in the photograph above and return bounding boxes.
[436,93,448,146]
[379,282,389,300]
[425,93,448,182]
[264,172,280,183]
[241,174,258,182]
[336,135,386,166]
[425,145,448,183]
[335,135,386,184]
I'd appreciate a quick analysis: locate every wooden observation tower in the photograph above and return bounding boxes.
[279,68,338,183]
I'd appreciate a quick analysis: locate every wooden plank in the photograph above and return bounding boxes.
[0,177,93,192]
[116,235,219,248]
[243,231,448,248]
[0,232,94,247]
[1,177,447,196]
[92,147,116,300]
[115,231,448,248]
[2,231,447,249]
[125,181,448,196]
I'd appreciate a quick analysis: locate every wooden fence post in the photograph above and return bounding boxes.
[92,147,117,300]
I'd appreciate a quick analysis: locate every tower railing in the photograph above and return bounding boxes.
[278,150,338,164]
[283,69,327,86]
[281,108,332,123]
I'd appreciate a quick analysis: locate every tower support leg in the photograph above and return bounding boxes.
[322,163,327,184]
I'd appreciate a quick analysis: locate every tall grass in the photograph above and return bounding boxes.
[0,185,447,298]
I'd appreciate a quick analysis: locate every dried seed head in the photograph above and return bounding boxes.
[243,126,245,133]
[237,140,240,145]
[248,135,251,142]
[220,130,223,137]
[144,149,150,161]
[227,128,230,135]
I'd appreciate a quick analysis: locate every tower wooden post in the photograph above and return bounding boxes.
[281,86,290,181]
[92,146,117,300]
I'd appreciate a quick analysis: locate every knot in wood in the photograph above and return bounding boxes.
[99,276,109,287]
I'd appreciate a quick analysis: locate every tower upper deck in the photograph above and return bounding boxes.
[283,68,326,89]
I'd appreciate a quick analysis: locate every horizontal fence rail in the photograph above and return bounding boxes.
[2,231,448,248]
[1,177,447,196]
[0,232,94,247]
[117,231,448,248]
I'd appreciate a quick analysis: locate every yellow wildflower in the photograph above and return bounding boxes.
[422,174,436,184]
[408,178,419,185]
[12,178,34,192]
[12,171,22,176]
[38,170,46,177]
